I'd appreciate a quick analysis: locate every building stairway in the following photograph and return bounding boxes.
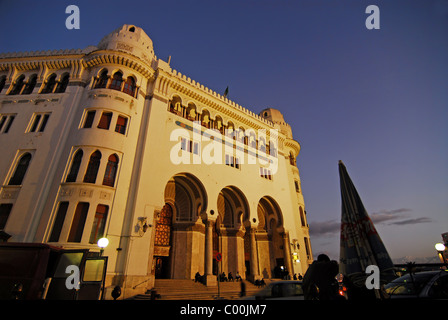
[131,279,263,300]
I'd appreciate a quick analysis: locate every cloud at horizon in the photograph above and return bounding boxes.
[309,208,433,237]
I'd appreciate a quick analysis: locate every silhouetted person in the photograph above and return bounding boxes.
[240,280,246,297]
[235,272,242,282]
[303,254,339,300]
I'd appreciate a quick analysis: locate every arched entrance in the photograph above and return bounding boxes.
[155,173,207,279]
[256,196,290,279]
[215,186,249,279]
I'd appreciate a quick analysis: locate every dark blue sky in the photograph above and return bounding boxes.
[1,0,447,262]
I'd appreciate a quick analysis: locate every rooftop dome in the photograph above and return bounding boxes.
[260,108,293,139]
[97,24,155,64]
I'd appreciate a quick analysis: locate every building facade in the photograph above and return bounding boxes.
[0,25,312,298]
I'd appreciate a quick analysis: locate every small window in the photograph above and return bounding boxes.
[97,112,112,130]
[0,203,13,229]
[68,202,90,242]
[39,114,50,132]
[22,74,37,95]
[8,153,32,186]
[28,113,50,133]
[66,150,83,182]
[102,154,118,187]
[129,26,135,32]
[3,115,15,134]
[83,110,96,128]
[30,115,42,132]
[55,74,70,93]
[8,75,25,95]
[41,74,57,94]
[0,76,6,94]
[295,181,300,193]
[49,202,69,242]
[89,204,109,244]
[109,72,123,91]
[83,150,102,183]
[300,207,306,227]
[115,115,128,134]
[123,77,136,96]
[95,70,108,89]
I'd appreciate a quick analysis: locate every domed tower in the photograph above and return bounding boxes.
[260,108,311,269]
[97,24,155,65]
[259,108,293,139]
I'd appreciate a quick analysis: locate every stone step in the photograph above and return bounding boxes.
[132,279,262,300]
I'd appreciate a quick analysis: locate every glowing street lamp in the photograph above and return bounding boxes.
[435,243,447,264]
[98,237,109,256]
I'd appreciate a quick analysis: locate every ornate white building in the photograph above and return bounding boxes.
[0,25,312,298]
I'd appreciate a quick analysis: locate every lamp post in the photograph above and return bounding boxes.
[435,243,447,265]
[98,237,109,256]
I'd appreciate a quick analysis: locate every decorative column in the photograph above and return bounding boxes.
[282,232,293,278]
[204,220,217,286]
[249,227,260,281]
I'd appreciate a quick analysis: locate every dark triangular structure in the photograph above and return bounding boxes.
[338,161,395,290]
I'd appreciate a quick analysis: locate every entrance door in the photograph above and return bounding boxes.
[154,256,170,279]
[154,204,173,279]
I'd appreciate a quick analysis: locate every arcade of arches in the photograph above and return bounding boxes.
[152,173,294,283]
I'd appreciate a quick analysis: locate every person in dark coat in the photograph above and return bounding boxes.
[303,254,339,300]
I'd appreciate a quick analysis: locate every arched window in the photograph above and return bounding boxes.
[55,74,70,93]
[83,150,102,183]
[95,69,108,89]
[123,76,136,96]
[8,75,25,95]
[0,76,6,94]
[22,74,37,95]
[8,153,32,185]
[41,74,57,94]
[102,154,118,187]
[89,204,109,244]
[66,150,83,182]
[109,71,123,91]
[201,110,211,128]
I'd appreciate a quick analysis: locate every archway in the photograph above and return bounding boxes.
[256,196,289,279]
[215,186,249,279]
[155,173,207,279]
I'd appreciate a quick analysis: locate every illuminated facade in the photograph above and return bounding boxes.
[0,25,312,298]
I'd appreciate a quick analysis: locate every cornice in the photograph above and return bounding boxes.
[284,138,301,156]
[155,68,281,134]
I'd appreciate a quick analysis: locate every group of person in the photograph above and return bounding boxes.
[194,271,243,284]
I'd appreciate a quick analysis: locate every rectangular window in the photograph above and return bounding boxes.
[28,113,51,133]
[89,205,109,244]
[2,115,15,133]
[260,167,272,180]
[180,138,199,155]
[68,202,89,242]
[0,116,6,132]
[225,154,240,169]
[304,237,311,260]
[83,110,96,128]
[97,112,112,130]
[49,202,69,242]
[30,115,41,132]
[0,203,13,229]
[39,114,50,132]
[115,115,128,134]
[295,181,300,193]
